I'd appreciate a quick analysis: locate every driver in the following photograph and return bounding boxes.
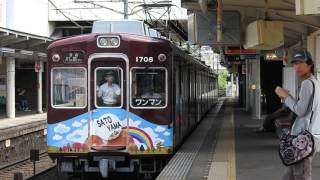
[97,72,121,106]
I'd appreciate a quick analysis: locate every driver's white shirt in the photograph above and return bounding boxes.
[98,83,120,105]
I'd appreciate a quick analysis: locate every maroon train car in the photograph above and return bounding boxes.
[47,20,217,177]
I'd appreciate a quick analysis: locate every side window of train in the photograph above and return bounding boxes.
[95,67,123,108]
[131,68,167,108]
[52,68,87,108]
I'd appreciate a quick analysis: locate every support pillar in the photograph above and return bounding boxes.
[231,73,234,97]
[217,0,223,43]
[36,61,43,113]
[6,57,15,118]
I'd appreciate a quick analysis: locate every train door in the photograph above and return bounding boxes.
[88,54,129,151]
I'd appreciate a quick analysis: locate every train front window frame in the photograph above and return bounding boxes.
[94,67,123,108]
[51,67,87,109]
[130,67,167,109]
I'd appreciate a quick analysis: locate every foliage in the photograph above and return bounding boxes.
[218,70,229,90]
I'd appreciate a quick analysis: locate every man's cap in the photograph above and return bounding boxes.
[291,49,313,64]
[104,71,115,77]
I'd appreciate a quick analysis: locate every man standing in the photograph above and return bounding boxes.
[97,72,121,106]
[276,49,320,180]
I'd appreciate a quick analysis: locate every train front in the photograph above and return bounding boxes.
[46,30,173,177]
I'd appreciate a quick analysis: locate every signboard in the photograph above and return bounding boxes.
[63,52,84,64]
[188,11,241,45]
[226,54,259,62]
[35,61,43,72]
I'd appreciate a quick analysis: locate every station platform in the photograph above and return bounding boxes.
[0,113,46,140]
[0,113,47,169]
[157,98,320,180]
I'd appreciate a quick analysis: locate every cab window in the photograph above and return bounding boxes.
[95,68,123,107]
[52,68,87,108]
[131,68,167,108]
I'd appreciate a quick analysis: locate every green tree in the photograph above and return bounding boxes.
[218,70,229,90]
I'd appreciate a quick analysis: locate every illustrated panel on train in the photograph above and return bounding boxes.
[47,39,173,155]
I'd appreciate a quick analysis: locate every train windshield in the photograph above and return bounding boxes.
[52,68,87,108]
[95,68,122,107]
[131,68,167,108]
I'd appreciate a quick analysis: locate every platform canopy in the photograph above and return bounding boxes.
[0,27,53,61]
[182,0,320,48]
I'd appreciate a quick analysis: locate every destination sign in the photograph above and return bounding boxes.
[226,54,260,62]
[63,52,84,64]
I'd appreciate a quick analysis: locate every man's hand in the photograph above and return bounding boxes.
[275,86,289,99]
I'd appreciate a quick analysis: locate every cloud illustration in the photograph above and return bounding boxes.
[72,121,82,128]
[66,124,88,143]
[155,126,166,132]
[54,123,71,134]
[80,119,87,123]
[163,131,170,136]
[53,134,63,141]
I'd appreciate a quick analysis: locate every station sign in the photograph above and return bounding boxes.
[35,61,43,72]
[226,54,259,62]
[63,51,84,64]
[188,11,241,46]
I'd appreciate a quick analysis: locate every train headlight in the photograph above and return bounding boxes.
[158,53,166,62]
[97,36,120,48]
[52,54,60,62]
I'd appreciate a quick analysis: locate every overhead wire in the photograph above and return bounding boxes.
[48,0,85,31]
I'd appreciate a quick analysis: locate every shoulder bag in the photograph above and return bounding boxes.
[278,79,315,166]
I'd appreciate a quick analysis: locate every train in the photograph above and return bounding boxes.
[47,20,218,178]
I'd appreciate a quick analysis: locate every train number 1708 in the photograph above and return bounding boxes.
[135,56,153,63]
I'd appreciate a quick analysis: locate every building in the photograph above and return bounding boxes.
[0,0,53,118]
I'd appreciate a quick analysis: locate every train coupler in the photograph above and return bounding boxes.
[99,159,116,178]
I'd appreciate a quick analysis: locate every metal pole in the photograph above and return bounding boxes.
[6,57,15,118]
[231,73,234,97]
[124,0,128,19]
[216,0,223,97]
[37,61,43,113]
[217,0,223,43]
[33,161,36,176]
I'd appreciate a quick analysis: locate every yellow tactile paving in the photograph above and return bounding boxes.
[208,105,236,180]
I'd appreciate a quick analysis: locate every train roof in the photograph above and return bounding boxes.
[47,33,216,76]
[47,33,170,50]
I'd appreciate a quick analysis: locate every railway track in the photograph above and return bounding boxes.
[0,153,56,180]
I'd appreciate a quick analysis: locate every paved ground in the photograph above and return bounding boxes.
[160,99,320,180]
[0,113,46,130]
[234,106,320,180]
[156,100,224,180]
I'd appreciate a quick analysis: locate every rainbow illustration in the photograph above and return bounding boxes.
[128,126,154,149]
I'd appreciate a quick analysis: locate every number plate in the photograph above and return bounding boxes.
[135,56,154,63]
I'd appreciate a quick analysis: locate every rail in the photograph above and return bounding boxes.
[0,153,56,180]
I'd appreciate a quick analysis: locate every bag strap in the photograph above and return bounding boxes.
[308,79,315,131]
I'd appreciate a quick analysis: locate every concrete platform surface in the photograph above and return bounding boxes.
[234,105,320,180]
[157,99,320,180]
[0,113,46,130]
